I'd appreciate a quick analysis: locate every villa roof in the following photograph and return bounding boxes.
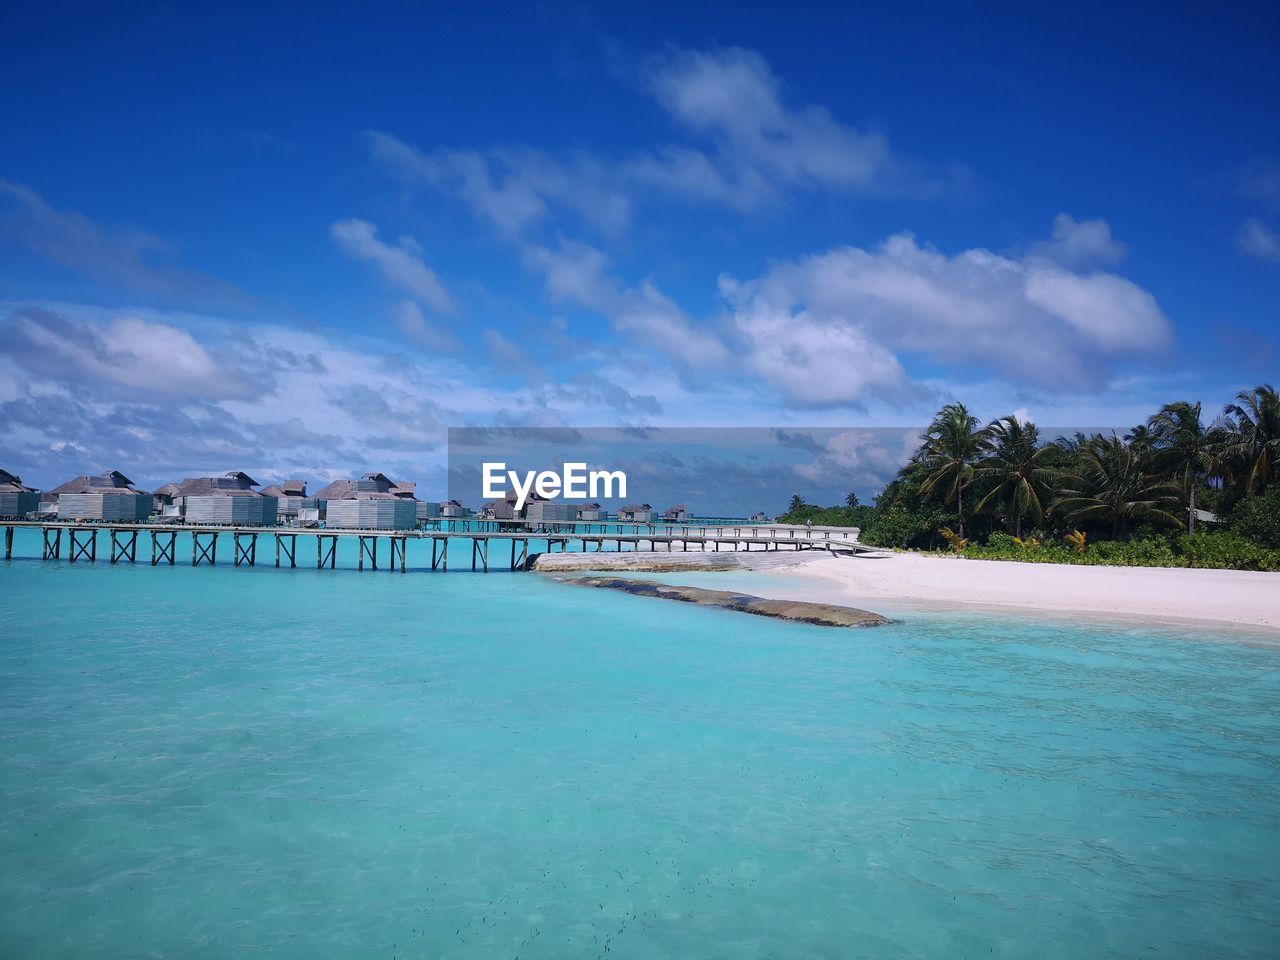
[174,471,263,497]
[0,469,37,493]
[47,470,148,498]
[313,472,415,501]
[261,480,307,498]
[153,482,181,497]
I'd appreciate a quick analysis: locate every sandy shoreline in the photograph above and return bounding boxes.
[535,549,1280,632]
[769,552,1280,632]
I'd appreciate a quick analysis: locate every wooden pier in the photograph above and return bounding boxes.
[1,520,873,573]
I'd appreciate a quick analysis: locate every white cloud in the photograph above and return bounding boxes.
[3,306,256,400]
[365,133,631,237]
[1030,213,1127,268]
[642,47,894,202]
[1238,217,1280,263]
[330,218,454,312]
[364,47,962,239]
[728,297,913,406]
[720,218,1171,398]
[524,240,730,367]
[517,218,1169,407]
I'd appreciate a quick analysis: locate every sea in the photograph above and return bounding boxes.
[1,528,1278,958]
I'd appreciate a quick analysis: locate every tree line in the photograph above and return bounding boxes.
[783,384,1280,556]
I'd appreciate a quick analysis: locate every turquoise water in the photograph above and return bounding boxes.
[2,532,1279,958]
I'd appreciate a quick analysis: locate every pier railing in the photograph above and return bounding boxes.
[2,519,872,573]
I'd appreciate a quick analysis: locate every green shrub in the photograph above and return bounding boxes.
[1086,538,1180,567]
[1177,531,1280,572]
[1230,487,1280,549]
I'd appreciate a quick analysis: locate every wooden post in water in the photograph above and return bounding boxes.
[151,531,176,565]
[69,528,97,563]
[3,526,12,560]
[234,532,257,567]
[192,531,217,566]
[110,529,138,563]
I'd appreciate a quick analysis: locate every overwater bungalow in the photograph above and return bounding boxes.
[175,471,278,526]
[577,502,604,521]
[0,469,40,519]
[152,482,182,517]
[525,500,576,523]
[313,472,417,530]
[439,499,468,518]
[617,503,653,522]
[46,470,151,522]
[749,511,770,523]
[259,480,317,524]
[663,504,689,522]
[484,489,553,521]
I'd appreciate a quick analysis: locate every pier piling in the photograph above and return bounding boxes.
[68,528,96,563]
[192,531,217,566]
[316,535,336,570]
[234,532,257,567]
[109,529,138,564]
[151,531,176,565]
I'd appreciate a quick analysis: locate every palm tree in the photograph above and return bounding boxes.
[1147,400,1217,533]
[1124,423,1157,462]
[918,403,986,538]
[1216,385,1280,494]
[845,492,860,508]
[1055,435,1183,538]
[972,417,1058,537]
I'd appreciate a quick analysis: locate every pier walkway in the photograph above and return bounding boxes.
[2,520,874,573]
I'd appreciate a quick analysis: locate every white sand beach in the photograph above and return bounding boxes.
[777,552,1280,631]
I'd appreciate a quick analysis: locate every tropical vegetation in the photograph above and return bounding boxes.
[777,384,1280,571]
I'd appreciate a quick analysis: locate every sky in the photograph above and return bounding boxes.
[1,2,1277,509]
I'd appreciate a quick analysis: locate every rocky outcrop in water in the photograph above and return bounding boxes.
[555,576,891,628]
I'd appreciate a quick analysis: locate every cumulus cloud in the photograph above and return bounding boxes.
[524,240,730,367]
[1238,217,1280,263]
[719,219,1171,399]
[514,217,1168,406]
[793,428,922,487]
[726,295,914,406]
[2,306,258,400]
[330,218,454,312]
[1030,213,1127,268]
[0,302,683,491]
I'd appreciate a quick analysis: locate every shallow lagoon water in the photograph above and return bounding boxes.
[2,532,1279,958]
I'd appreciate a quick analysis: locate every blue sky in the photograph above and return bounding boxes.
[1,2,1278,505]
